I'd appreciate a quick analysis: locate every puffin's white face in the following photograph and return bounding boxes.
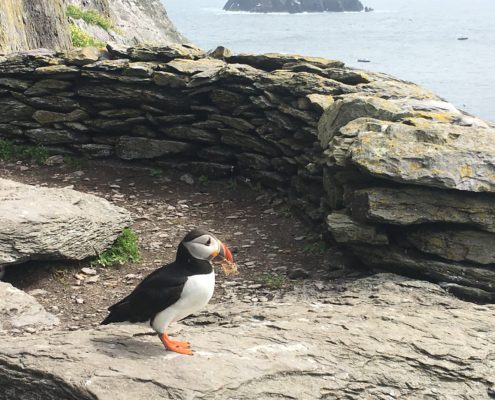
[183,234,221,261]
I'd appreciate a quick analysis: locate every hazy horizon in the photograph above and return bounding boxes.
[163,0,495,122]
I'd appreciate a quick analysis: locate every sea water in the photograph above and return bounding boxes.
[163,0,495,122]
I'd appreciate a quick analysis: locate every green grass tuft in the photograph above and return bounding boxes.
[148,167,163,178]
[93,228,142,267]
[66,5,113,31]
[302,233,329,255]
[69,24,105,48]
[253,273,291,288]
[226,178,238,191]
[198,175,210,188]
[63,155,88,170]
[0,139,49,164]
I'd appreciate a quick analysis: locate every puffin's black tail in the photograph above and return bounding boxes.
[100,301,131,325]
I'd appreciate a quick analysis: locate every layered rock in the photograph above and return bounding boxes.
[1,45,495,299]
[0,178,131,266]
[0,0,71,53]
[0,0,185,54]
[224,0,365,13]
[66,0,187,47]
[1,274,495,399]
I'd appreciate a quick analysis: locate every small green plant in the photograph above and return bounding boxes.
[63,155,88,170]
[253,273,291,288]
[66,5,113,31]
[278,205,292,219]
[0,139,49,164]
[69,24,105,48]
[198,175,209,188]
[148,167,163,178]
[93,228,142,267]
[302,233,329,255]
[226,178,238,191]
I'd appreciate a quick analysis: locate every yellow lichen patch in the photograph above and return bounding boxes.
[408,160,423,172]
[429,236,446,250]
[415,111,454,124]
[402,117,433,128]
[306,94,334,111]
[459,164,474,178]
[431,168,446,176]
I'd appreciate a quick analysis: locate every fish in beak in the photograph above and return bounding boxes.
[213,239,238,275]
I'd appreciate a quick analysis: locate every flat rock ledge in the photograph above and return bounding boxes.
[0,274,494,399]
[0,178,132,267]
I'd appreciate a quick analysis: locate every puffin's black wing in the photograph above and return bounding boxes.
[101,262,187,325]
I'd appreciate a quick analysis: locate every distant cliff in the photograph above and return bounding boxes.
[224,0,364,13]
[0,0,71,53]
[0,0,186,54]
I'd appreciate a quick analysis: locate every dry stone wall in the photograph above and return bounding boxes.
[1,44,495,301]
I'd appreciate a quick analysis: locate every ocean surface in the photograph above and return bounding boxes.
[162,0,495,122]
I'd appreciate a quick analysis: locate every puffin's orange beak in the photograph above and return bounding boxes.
[214,240,234,263]
[214,239,237,275]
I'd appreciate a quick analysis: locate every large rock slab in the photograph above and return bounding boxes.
[351,245,495,296]
[0,274,494,399]
[0,282,58,332]
[0,178,131,266]
[326,212,388,245]
[116,136,194,160]
[348,118,495,192]
[351,186,495,233]
[406,227,495,265]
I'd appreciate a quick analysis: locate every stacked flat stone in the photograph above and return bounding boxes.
[1,44,494,301]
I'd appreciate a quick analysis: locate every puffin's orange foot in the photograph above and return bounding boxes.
[169,339,190,348]
[167,345,193,356]
[159,333,193,355]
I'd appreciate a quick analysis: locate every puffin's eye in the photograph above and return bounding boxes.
[205,238,211,246]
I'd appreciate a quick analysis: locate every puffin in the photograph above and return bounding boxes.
[101,228,235,355]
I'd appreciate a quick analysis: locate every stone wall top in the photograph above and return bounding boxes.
[1,43,495,301]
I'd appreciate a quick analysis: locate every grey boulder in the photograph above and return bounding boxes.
[0,281,58,332]
[0,178,131,266]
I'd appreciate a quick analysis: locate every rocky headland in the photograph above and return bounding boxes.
[0,0,185,54]
[224,0,365,13]
[0,45,495,302]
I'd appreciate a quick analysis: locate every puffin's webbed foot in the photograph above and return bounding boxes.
[159,333,193,355]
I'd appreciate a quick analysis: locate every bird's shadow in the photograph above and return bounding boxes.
[90,332,167,360]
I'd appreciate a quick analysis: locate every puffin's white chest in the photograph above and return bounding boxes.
[178,271,215,315]
[151,271,215,333]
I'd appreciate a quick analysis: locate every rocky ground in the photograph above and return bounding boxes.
[0,158,361,334]
[2,160,495,399]
[2,274,495,399]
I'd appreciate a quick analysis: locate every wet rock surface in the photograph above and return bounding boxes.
[1,274,494,399]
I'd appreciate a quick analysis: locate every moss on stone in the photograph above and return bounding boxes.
[66,5,113,32]
[69,24,104,48]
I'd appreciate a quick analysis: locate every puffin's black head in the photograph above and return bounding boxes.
[178,228,234,263]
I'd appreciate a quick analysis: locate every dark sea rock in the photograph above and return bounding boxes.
[224,0,364,13]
